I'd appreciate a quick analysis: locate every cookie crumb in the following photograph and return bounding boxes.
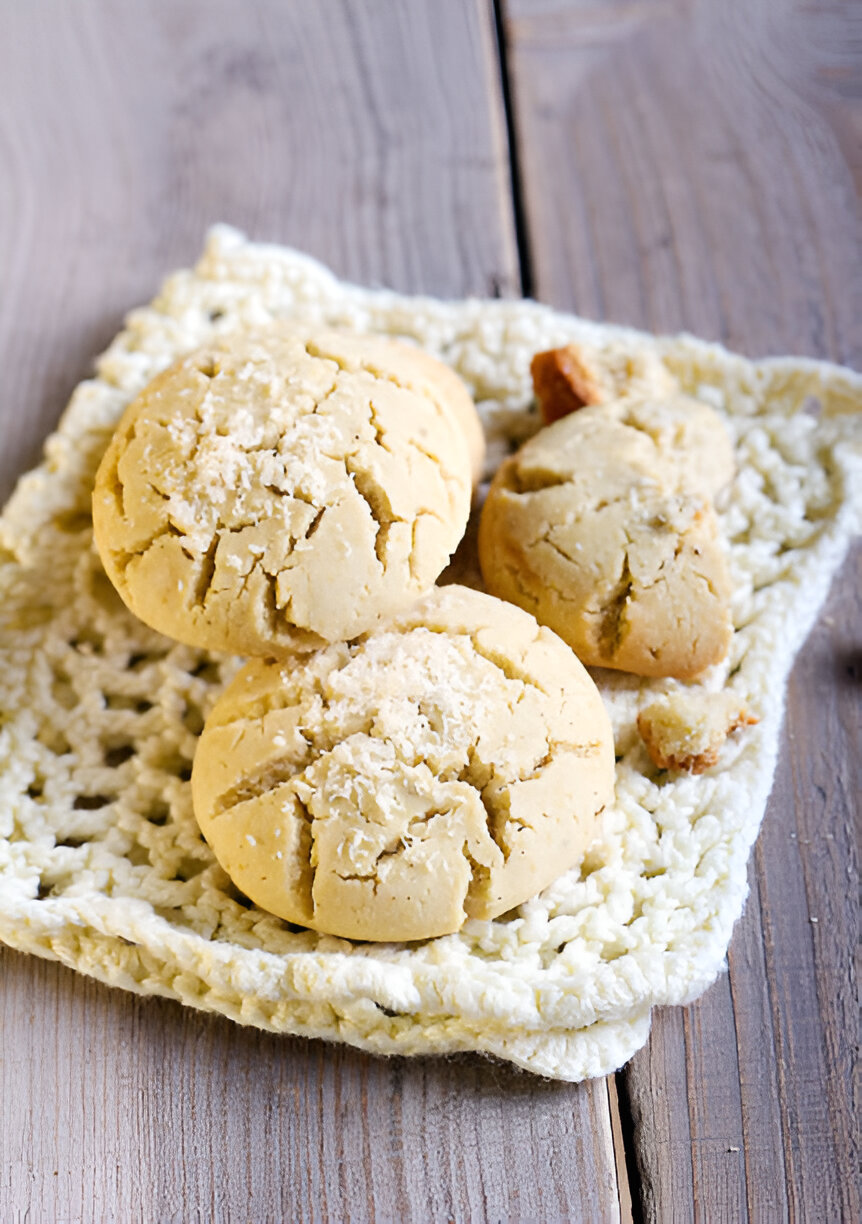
[531,341,678,424]
[638,691,757,773]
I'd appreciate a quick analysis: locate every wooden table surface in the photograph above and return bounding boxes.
[1,3,859,1220]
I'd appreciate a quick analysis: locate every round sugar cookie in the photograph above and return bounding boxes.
[190,585,615,942]
[478,400,734,679]
[92,326,476,655]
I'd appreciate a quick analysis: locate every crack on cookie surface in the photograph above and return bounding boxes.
[598,555,633,661]
[194,535,220,607]
[93,329,471,651]
[479,400,735,678]
[191,589,612,939]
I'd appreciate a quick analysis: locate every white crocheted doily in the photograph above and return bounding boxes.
[1,228,859,1081]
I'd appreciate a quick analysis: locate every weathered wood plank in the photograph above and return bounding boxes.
[0,2,622,1221]
[748,545,860,1222]
[503,0,860,1218]
[0,0,521,506]
[505,0,862,364]
[0,946,622,1223]
[622,547,861,1223]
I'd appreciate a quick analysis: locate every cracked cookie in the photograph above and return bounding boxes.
[477,399,734,679]
[92,325,475,654]
[190,585,615,941]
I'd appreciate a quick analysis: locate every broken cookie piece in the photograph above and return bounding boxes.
[92,324,477,656]
[637,690,757,773]
[190,585,615,942]
[531,340,678,424]
[478,399,735,679]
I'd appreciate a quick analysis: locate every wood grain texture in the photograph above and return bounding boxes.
[0,0,521,505]
[0,3,623,1221]
[506,0,862,364]
[504,0,861,1218]
[623,551,861,1223]
[1,948,621,1223]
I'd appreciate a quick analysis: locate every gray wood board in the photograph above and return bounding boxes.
[0,0,521,505]
[503,0,861,1218]
[0,2,624,1221]
[1,947,621,1223]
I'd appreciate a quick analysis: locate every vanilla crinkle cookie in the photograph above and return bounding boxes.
[479,396,735,679]
[92,325,481,655]
[191,585,614,942]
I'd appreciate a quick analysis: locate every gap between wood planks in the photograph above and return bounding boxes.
[490,0,861,1215]
[492,0,535,298]
[491,3,642,1219]
[609,1074,639,1224]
